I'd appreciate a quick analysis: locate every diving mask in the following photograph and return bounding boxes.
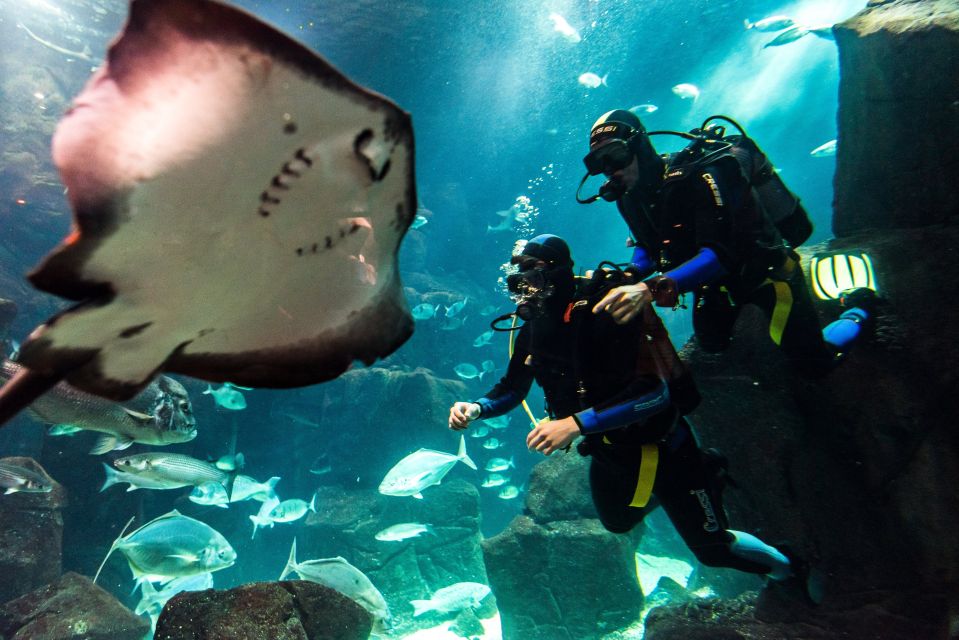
[582,138,634,176]
[506,258,555,320]
[576,139,635,204]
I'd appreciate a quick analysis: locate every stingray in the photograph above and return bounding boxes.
[0,0,416,426]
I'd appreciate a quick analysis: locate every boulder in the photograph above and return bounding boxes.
[524,449,596,524]
[0,457,67,604]
[154,580,371,640]
[0,572,148,640]
[833,0,959,235]
[644,589,949,640]
[482,515,642,640]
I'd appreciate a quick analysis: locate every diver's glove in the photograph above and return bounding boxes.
[646,275,680,308]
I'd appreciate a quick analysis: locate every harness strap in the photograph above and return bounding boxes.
[629,443,659,508]
[764,253,798,346]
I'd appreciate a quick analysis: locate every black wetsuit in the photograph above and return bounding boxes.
[474,288,772,575]
[620,152,838,378]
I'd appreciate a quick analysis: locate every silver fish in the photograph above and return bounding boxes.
[189,481,230,508]
[136,573,213,630]
[203,383,247,410]
[268,497,315,523]
[482,415,510,430]
[101,463,186,492]
[412,303,440,321]
[810,139,837,157]
[113,453,229,488]
[498,485,521,500]
[251,495,280,539]
[454,363,479,380]
[578,72,608,89]
[472,330,493,347]
[0,360,196,454]
[95,510,236,585]
[468,426,490,438]
[378,434,477,498]
[445,297,468,318]
[485,457,514,472]
[0,461,53,494]
[230,474,280,503]
[375,522,435,542]
[280,539,392,631]
[763,25,810,48]
[481,473,509,488]
[743,15,796,31]
[411,581,491,617]
[482,437,504,450]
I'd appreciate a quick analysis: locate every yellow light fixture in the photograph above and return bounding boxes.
[809,252,876,300]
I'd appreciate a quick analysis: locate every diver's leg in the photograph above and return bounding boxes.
[588,450,652,534]
[654,422,785,575]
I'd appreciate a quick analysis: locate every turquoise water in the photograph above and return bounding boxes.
[0,0,868,637]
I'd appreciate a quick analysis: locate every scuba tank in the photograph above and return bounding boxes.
[651,115,813,248]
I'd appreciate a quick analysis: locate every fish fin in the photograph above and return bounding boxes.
[457,434,477,470]
[203,385,213,394]
[93,514,137,584]
[167,553,198,562]
[410,599,432,617]
[121,407,154,422]
[90,434,135,455]
[215,503,228,509]
[99,463,118,492]
[309,493,317,513]
[412,492,424,500]
[226,382,254,390]
[266,476,281,489]
[601,73,609,86]
[744,18,753,29]
[4,487,16,495]
[279,538,297,580]
[234,452,245,469]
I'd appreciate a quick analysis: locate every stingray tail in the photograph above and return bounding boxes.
[93,514,136,584]
[0,365,64,428]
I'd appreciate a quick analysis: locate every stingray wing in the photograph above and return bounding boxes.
[11,0,414,406]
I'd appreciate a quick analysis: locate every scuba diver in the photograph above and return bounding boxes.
[576,109,879,378]
[448,234,816,598]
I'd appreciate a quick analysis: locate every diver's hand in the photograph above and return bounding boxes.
[592,283,651,325]
[526,417,580,456]
[449,402,481,430]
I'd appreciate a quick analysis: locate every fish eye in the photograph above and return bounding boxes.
[179,401,191,412]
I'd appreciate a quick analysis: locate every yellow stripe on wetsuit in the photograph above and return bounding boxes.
[630,443,659,508]
[766,255,797,346]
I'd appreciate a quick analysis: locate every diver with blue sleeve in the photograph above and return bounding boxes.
[577,109,880,378]
[448,234,817,600]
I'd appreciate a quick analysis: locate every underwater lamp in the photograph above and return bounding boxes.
[809,252,876,300]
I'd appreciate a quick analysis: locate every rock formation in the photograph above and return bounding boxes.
[0,572,149,640]
[482,453,644,640]
[0,457,67,604]
[154,580,371,640]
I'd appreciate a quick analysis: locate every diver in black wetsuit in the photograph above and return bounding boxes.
[577,109,879,378]
[448,234,805,585]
